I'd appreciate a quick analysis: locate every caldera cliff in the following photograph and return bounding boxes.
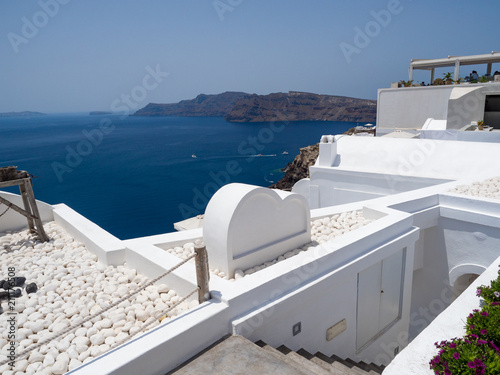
[225,91,376,123]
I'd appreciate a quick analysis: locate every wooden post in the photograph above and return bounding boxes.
[19,182,35,233]
[0,170,49,242]
[22,178,49,242]
[194,243,210,303]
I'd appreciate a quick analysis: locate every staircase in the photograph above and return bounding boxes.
[255,340,385,375]
[169,335,384,375]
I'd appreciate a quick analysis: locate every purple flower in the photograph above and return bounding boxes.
[453,352,460,360]
[480,329,487,335]
[477,289,482,296]
[481,311,488,316]
[495,291,500,298]
[468,361,476,368]
[492,302,499,306]
[448,342,457,348]
[470,325,475,330]
[478,339,488,344]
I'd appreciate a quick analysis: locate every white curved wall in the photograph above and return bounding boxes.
[203,183,311,277]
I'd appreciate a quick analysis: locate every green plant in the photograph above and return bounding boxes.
[429,336,500,375]
[477,267,500,304]
[480,76,490,83]
[400,80,414,87]
[455,77,463,84]
[443,72,453,80]
[430,266,500,373]
[467,303,500,345]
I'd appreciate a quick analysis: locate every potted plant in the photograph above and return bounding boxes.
[433,78,444,86]
[454,77,463,85]
[443,72,453,85]
[480,75,490,83]
[478,121,484,130]
[399,80,414,87]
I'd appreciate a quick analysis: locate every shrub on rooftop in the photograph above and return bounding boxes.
[430,336,500,375]
[476,268,500,304]
[466,303,500,346]
[429,266,500,374]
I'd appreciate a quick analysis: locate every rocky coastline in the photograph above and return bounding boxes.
[270,127,375,191]
[269,144,319,191]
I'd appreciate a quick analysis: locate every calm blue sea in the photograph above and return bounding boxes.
[0,114,358,239]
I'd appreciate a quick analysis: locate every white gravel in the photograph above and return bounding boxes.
[164,210,373,280]
[0,222,197,375]
[449,177,500,199]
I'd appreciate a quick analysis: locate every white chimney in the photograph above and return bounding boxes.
[318,135,337,167]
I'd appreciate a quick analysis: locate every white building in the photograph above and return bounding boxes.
[2,53,500,374]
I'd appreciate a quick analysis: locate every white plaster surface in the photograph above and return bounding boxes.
[0,222,197,375]
[165,210,373,280]
[332,136,500,180]
[383,255,500,375]
[377,83,500,132]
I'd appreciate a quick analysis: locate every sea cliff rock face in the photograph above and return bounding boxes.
[225,91,376,123]
[270,144,319,191]
[131,91,247,117]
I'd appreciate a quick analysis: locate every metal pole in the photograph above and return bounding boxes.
[194,243,210,303]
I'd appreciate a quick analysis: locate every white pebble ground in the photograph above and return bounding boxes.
[0,222,197,375]
[165,210,373,280]
[449,177,500,199]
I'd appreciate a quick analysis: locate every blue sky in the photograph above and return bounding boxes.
[1,0,499,113]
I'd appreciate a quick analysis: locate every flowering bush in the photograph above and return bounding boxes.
[429,336,500,375]
[467,303,500,345]
[476,267,500,304]
[430,266,500,374]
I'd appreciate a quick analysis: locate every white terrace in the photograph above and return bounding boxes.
[3,132,500,374]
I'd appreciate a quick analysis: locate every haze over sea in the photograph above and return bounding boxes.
[0,114,358,239]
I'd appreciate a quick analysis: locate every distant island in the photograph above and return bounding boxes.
[90,111,112,116]
[0,111,46,117]
[132,91,377,123]
[132,92,247,117]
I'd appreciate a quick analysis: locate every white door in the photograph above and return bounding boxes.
[356,249,405,351]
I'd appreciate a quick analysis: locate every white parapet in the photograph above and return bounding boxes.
[203,183,311,278]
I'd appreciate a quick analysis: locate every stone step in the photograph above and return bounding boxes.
[313,352,355,375]
[256,340,385,375]
[171,336,309,374]
[330,353,383,375]
[258,342,330,375]
[282,349,332,375]
[299,349,367,375]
